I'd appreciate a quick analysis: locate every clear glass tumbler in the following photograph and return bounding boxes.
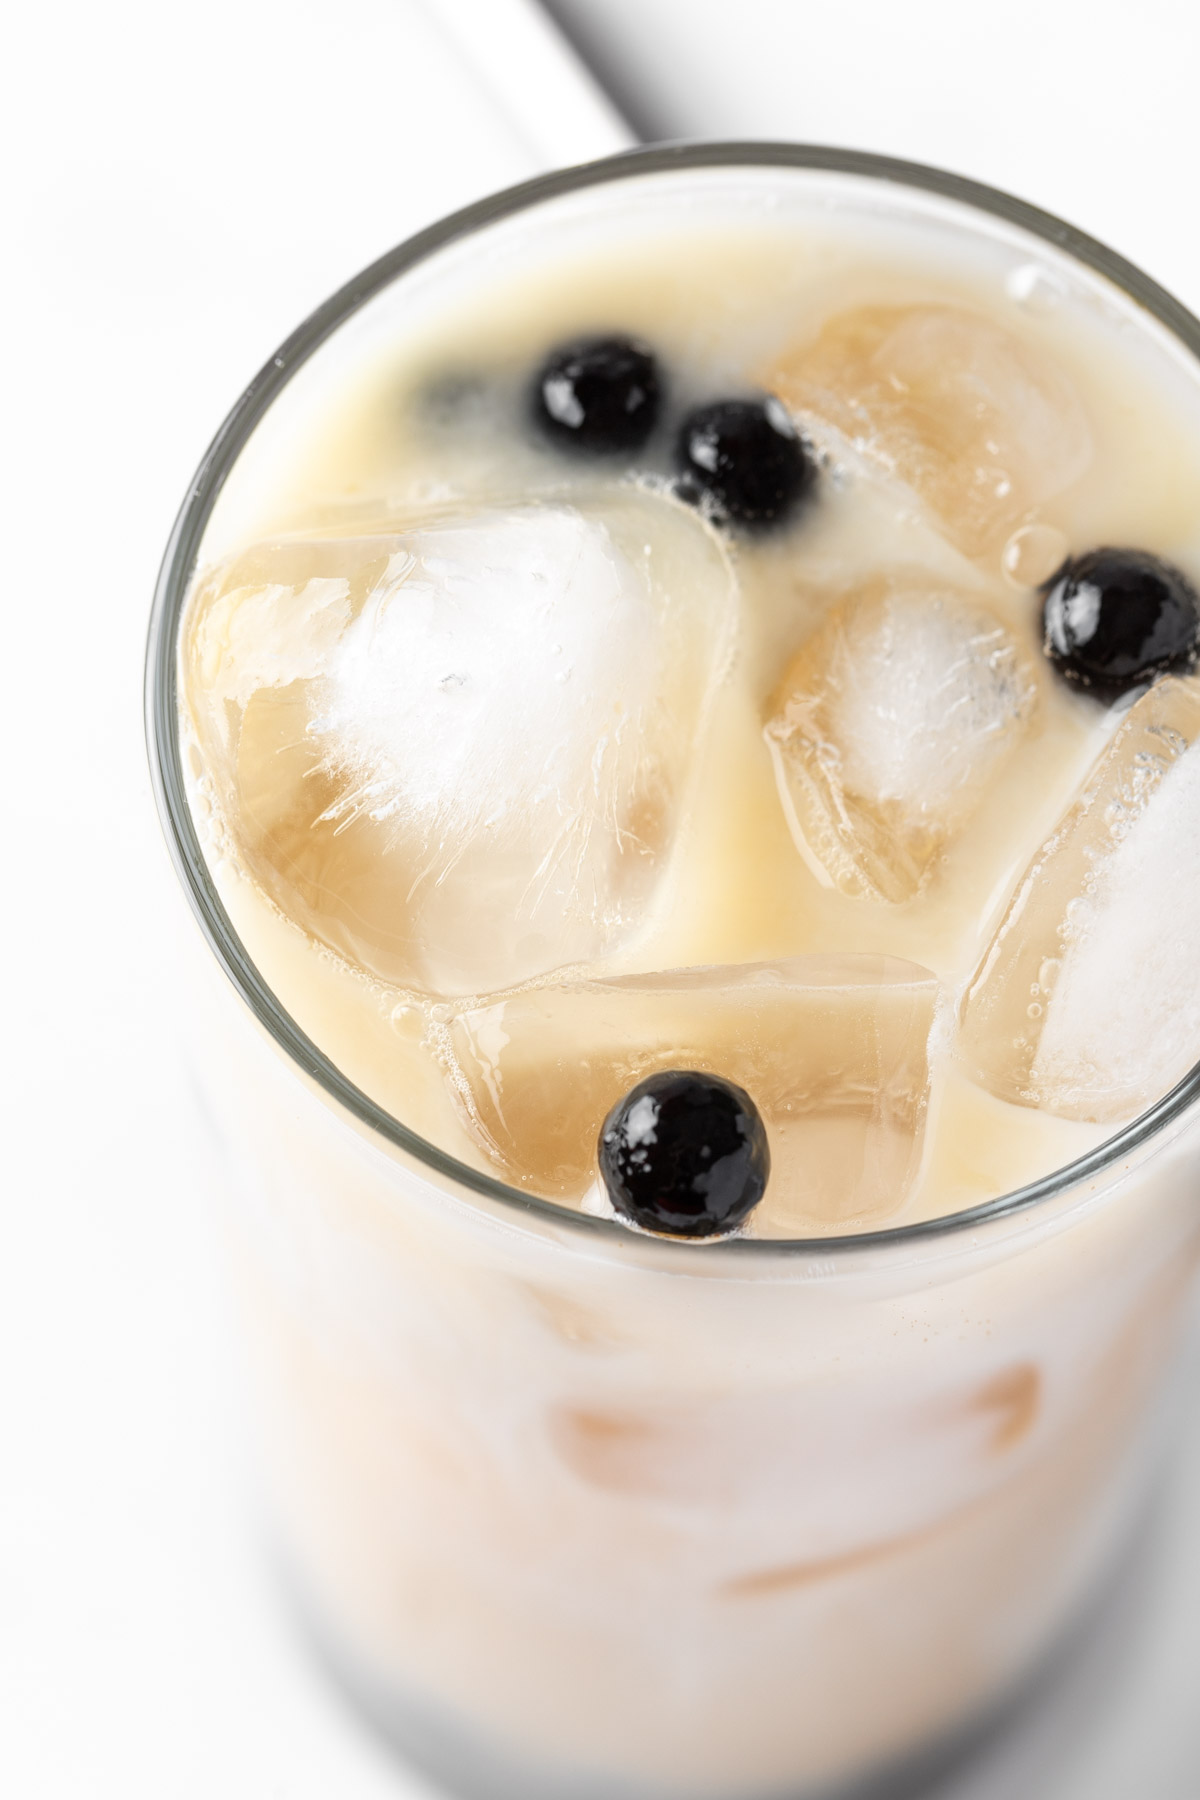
[146,145,1200,1800]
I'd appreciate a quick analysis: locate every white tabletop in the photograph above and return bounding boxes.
[4,2,1200,1794]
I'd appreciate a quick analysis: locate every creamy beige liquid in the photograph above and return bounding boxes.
[171,170,1200,1800]
[181,214,1200,1238]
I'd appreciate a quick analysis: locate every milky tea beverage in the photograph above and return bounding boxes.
[155,153,1200,1798]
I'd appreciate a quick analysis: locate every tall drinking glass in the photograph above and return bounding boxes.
[147,145,1200,1799]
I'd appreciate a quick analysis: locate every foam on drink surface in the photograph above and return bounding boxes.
[180,218,1200,1237]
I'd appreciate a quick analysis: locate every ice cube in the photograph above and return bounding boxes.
[436,955,939,1233]
[763,579,1039,903]
[766,305,1092,560]
[960,677,1200,1121]
[184,489,735,995]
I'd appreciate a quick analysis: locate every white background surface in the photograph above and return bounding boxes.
[5,1,1200,1794]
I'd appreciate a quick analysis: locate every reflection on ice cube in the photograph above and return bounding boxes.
[763,579,1039,903]
[184,489,735,995]
[767,305,1092,560]
[960,677,1200,1122]
[438,955,939,1234]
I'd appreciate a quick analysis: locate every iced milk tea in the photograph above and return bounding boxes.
[152,149,1200,1797]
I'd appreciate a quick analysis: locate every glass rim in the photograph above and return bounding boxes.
[145,138,1200,1260]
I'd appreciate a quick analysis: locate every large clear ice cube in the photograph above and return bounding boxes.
[438,955,939,1232]
[763,579,1039,903]
[185,490,735,995]
[767,305,1092,560]
[960,677,1200,1121]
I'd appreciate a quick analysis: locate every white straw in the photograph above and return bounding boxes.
[417,0,636,171]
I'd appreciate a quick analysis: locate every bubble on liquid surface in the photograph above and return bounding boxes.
[763,579,1039,903]
[1004,263,1069,314]
[438,955,939,1235]
[765,304,1092,559]
[183,488,735,995]
[960,677,1200,1120]
[1002,522,1070,589]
